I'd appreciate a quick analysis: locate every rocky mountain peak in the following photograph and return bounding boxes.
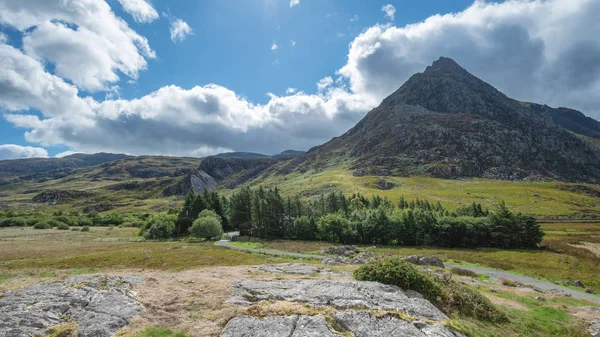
[424,57,470,76]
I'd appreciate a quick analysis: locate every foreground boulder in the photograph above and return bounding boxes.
[229,279,447,321]
[405,255,445,268]
[222,312,463,337]
[0,275,144,337]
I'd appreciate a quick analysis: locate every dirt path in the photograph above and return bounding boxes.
[216,240,600,304]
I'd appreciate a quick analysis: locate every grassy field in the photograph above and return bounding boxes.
[0,227,293,289]
[220,165,600,218]
[263,221,600,291]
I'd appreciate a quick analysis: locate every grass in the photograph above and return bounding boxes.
[0,227,293,287]
[228,241,265,249]
[135,327,186,337]
[263,222,600,291]
[218,164,600,218]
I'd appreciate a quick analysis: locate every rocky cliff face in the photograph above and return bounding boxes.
[291,58,600,183]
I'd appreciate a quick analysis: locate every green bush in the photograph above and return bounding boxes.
[190,215,223,240]
[71,227,81,231]
[354,258,444,303]
[81,226,90,232]
[0,217,27,227]
[33,221,52,229]
[354,257,506,322]
[141,214,178,240]
[442,282,507,322]
[76,218,93,227]
[56,223,70,230]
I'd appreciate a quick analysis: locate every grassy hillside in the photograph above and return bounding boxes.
[0,156,200,214]
[218,163,600,218]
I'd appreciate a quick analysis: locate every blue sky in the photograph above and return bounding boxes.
[0,0,599,159]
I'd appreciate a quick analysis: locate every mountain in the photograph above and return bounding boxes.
[524,102,600,139]
[0,153,131,180]
[284,57,600,183]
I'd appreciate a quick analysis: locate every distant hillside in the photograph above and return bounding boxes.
[213,152,270,159]
[0,153,131,180]
[524,102,600,139]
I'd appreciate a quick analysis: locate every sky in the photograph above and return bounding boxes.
[1,0,600,160]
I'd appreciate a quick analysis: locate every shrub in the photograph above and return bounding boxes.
[190,216,223,240]
[0,217,27,227]
[441,282,507,322]
[56,223,70,230]
[450,267,478,278]
[71,227,81,231]
[76,218,93,227]
[354,258,444,303]
[139,214,178,240]
[33,221,52,229]
[81,226,90,232]
[354,258,506,322]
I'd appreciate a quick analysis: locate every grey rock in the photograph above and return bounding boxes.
[566,280,585,288]
[322,245,360,256]
[255,263,345,276]
[231,279,447,321]
[535,296,546,301]
[0,275,144,337]
[405,255,445,268]
[586,287,594,294]
[349,253,375,265]
[321,256,349,265]
[220,316,338,337]
[334,311,464,337]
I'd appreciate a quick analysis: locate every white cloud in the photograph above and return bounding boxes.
[54,150,80,158]
[289,0,300,8]
[286,88,297,94]
[118,0,158,23]
[0,32,7,43]
[0,144,48,160]
[2,0,600,158]
[290,40,296,47]
[271,41,278,50]
[170,18,192,42]
[0,0,155,92]
[381,4,396,20]
[340,0,600,115]
[317,76,333,92]
[350,14,359,22]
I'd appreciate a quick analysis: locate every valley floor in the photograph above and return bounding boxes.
[1,225,599,337]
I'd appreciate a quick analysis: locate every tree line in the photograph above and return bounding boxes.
[171,187,543,249]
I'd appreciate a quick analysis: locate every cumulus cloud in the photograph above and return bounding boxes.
[170,18,192,42]
[54,150,80,158]
[289,0,300,8]
[290,40,296,47]
[118,0,159,23]
[339,0,600,115]
[0,0,155,92]
[2,0,600,158]
[381,4,396,20]
[0,32,7,43]
[271,41,278,50]
[317,76,333,92]
[286,88,297,94]
[0,144,48,160]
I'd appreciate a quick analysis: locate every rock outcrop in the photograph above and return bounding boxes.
[229,279,447,321]
[0,275,144,337]
[223,279,464,337]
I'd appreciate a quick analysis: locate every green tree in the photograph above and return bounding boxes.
[190,215,223,240]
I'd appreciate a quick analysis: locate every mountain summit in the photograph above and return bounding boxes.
[293,57,600,182]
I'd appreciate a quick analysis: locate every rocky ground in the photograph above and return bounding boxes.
[0,275,144,337]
